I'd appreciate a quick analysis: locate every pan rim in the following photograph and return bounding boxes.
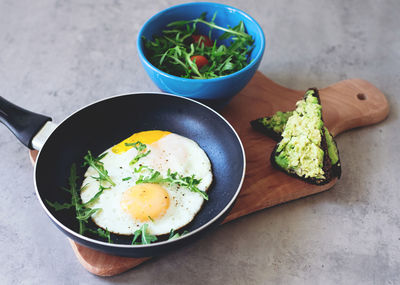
[33,92,246,249]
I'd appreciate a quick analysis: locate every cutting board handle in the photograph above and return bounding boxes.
[321,78,389,136]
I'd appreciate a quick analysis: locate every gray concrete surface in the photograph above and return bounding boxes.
[0,0,399,284]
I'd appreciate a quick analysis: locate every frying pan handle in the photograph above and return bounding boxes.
[0,96,52,150]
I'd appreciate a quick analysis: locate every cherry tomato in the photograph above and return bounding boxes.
[190,55,209,69]
[191,34,213,47]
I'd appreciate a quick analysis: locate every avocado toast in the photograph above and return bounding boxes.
[251,88,341,185]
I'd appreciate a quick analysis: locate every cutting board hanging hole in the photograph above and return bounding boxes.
[357,93,367,100]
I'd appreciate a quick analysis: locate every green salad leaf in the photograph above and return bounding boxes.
[46,164,99,236]
[83,151,115,186]
[96,228,112,244]
[83,185,109,207]
[131,224,158,245]
[168,229,189,240]
[45,200,74,211]
[142,12,254,79]
[46,158,113,243]
[125,141,151,165]
[136,167,208,200]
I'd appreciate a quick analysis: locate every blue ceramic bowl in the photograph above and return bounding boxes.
[137,2,265,105]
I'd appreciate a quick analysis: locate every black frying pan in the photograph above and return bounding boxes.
[0,93,245,257]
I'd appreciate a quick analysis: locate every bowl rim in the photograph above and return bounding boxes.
[137,2,266,82]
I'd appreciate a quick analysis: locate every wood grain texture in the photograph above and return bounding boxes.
[29,71,389,276]
[69,240,151,276]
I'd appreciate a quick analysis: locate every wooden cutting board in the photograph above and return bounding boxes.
[29,71,389,276]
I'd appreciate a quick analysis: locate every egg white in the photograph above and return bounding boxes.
[80,133,212,236]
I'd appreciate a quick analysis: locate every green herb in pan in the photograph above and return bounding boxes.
[83,151,116,186]
[136,167,208,200]
[131,224,158,245]
[93,228,112,244]
[125,141,151,165]
[46,160,113,243]
[168,229,189,240]
[46,164,101,236]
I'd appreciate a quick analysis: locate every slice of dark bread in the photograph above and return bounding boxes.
[267,88,340,185]
[324,129,342,179]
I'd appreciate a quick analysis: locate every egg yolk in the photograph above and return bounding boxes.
[112,130,171,154]
[120,184,170,222]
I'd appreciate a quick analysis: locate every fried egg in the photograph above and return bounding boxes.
[80,130,213,236]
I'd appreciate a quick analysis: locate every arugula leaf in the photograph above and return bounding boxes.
[83,151,115,186]
[46,164,85,234]
[76,208,101,221]
[86,228,112,243]
[83,185,109,206]
[125,141,147,152]
[136,170,164,184]
[141,224,157,244]
[61,186,72,194]
[131,224,158,245]
[97,228,112,243]
[134,165,151,173]
[125,141,151,165]
[130,151,151,165]
[168,229,189,240]
[131,229,141,245]
[67,163,86,234]
[136,168,208,200]
[45,200,74,211]
[46,164,106,236]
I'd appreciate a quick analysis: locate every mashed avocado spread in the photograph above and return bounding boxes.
[260,111,293,134]
[275,90,325,179]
